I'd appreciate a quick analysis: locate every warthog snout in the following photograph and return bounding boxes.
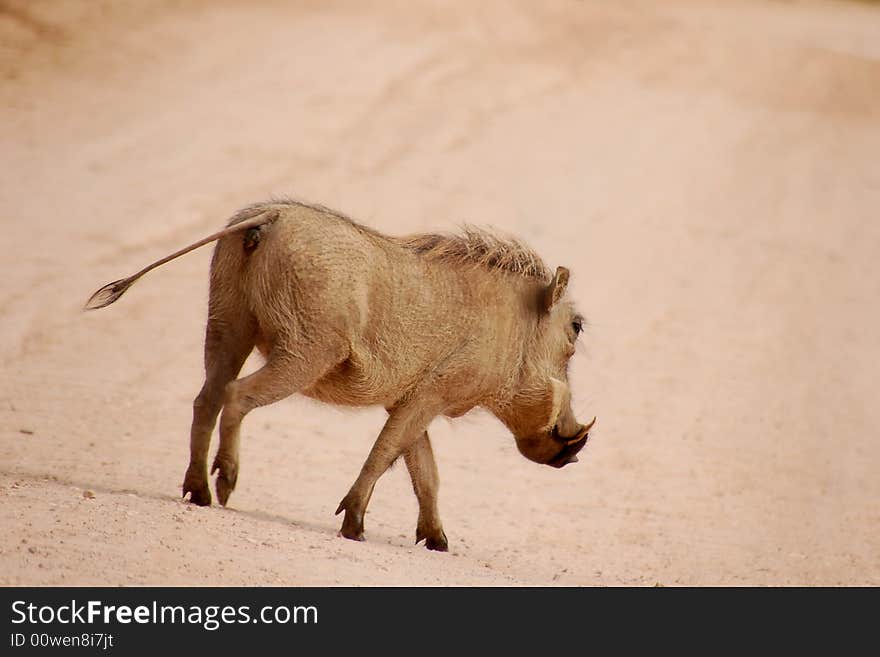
[514,416,596,468]
[546,417,596,468]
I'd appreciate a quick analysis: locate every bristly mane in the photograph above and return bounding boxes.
[397,227,551,280]
[233,198,551,280]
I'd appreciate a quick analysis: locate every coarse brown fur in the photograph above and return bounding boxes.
[87,199,594,551]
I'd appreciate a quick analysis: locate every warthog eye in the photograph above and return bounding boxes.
[571,319,583,336]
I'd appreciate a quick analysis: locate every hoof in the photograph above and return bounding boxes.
[182,482,212,507]
[426,533,449,552]
[335,494,365,542]
[338,527,366,542]
[416,525,448,552]
[215,476,234,507]
[182,468,212,506]
[212,456,238,507]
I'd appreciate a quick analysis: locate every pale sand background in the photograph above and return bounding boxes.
[1,0,878,585]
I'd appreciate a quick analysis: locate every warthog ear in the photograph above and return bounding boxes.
[542,266,570,312]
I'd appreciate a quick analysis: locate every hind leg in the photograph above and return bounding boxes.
[212,343,345,506]
[183,316,256,506]
[404,430,448,551]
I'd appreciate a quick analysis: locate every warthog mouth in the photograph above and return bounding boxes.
[547,417,596,469]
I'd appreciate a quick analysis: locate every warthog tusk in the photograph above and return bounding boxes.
[566,416,597,445]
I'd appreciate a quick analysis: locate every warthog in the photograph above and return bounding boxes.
[86,199,595,551]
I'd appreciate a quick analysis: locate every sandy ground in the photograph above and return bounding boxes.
[1,0,878,586]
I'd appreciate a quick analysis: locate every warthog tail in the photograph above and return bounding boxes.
[84,208,279,310]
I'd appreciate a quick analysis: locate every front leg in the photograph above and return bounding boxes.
[404,431,447,551]
[336,398,440,542]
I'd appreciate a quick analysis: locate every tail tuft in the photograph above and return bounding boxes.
[84,277,136,310]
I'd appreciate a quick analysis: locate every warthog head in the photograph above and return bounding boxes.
[494,266,595,468]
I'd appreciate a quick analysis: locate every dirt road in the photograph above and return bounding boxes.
[2,0,878,585]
